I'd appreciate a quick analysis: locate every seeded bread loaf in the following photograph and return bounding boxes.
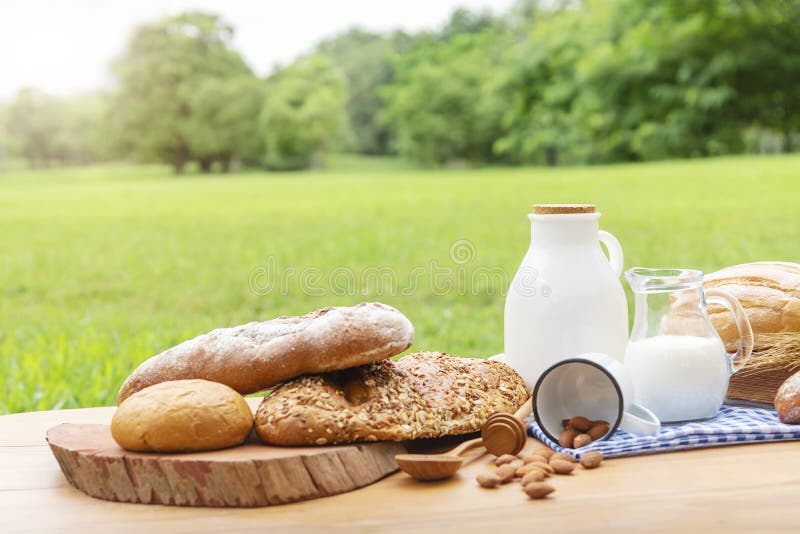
[255,351,528,446]
[118,302,414,403]
[697,262,800,405]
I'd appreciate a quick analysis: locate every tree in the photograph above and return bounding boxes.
[259,54,350,170]
[2,89,112,167]
[438,7,496,41]
[498,0,800,164]
[111,12,252,173]
[723,0,800,150]
[382,30,509,166]
[185,76,265,171]
[316,29,399,155]
[3,88,62,167]
[571,0,800,161]
[495,7,588,166]
[53,92,114,164]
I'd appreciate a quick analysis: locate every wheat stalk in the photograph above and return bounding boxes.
[737,332,800,376]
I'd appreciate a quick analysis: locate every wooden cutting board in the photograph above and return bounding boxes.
[46,423,405,507]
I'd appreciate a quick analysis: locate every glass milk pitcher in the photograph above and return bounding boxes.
[624,268,754,423]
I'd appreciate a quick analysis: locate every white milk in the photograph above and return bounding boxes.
[625,335,730,422]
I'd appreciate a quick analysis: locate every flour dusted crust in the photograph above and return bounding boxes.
[254,351,528,446]
[775,370,800,424]
[703,262,800,350]
[111,379,254,452]
[117,302,414,403]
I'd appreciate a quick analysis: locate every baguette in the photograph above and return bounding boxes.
[118,302,414,403]
[255,351,528,446]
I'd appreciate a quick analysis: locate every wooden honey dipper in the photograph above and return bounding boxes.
[481,395,532,456]
[395,397,532,481]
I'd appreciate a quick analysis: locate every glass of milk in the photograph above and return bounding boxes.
[624,268,754,423]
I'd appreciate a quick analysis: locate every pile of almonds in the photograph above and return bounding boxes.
[475,446,604,499]
[558,416,610,449]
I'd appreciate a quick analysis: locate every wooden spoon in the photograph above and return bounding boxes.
[396,397,532,481]
[395,437,484,481]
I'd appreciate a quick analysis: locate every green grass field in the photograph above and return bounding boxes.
[1,154,798,414]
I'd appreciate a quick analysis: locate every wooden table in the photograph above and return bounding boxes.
[2,404,798,533]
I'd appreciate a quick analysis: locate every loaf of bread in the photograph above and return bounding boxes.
[703,262,800,351]
[111,380,254,452]
[775,370,800,424]
[118,302,414,403]
[698,262,800,405]
[255,351,528,446]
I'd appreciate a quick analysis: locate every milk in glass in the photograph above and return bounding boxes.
[626,335,729,422]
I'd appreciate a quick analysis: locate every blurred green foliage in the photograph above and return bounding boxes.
[315,29,415,155]
[185,76,265,170]
[382,29,509,165]
[1,88,113,166]
[260,55,350,170]
[1,1,798,171]
[109,12,253,172]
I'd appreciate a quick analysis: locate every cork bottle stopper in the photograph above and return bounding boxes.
[532,204,596,214]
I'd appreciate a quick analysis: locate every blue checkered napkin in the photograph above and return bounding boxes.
[527,406,800,459]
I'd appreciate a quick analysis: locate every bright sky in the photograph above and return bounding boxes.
[0,0,517,102]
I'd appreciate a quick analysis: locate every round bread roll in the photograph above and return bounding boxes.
[775,370,800,424]
[111,379,254,452]
[117,302,414,403]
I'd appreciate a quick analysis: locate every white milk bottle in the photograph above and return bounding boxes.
[504,204,628,391]
[624,268,754,422]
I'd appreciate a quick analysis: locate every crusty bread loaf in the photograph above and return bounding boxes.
[255,351,528,446]
[775,369,800,424]
[703,262,800,351]
[111,379,254,452]
[118,302,414,404]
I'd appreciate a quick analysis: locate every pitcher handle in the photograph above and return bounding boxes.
[706,288,754,374]
[620,403,661,436]
[598,230,623,277]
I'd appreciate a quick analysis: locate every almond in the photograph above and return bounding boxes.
[588,422,610,441]
[516,463,544,478]
[580,451,604,469]
[558,428,576,448]
[551,459,576,475]
[495,454,518,466]
[527,461,552,473]
[520,470,546,485]
[523,482,555,499]
[476,472,501,488]
[496,463,517,483]
[521,453,546,464]
[568,416,592,432]
[521,453,550,465]
[573,433,592,448]
[550,452,576,464]
[532,447,555,459]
